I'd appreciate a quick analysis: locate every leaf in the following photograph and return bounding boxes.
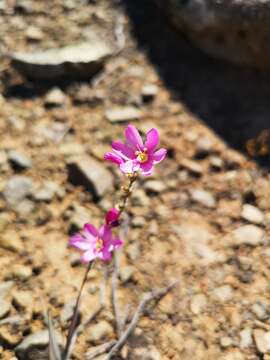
[48,310,62,360]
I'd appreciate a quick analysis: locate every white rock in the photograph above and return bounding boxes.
[239,328,253,349]
[105,106,142,123]
[241,204,264,224]
[190,189,216,208]
[190,293,207,315]
[232,225,265,246]
[212,285,233,302]
[253,329,270,353]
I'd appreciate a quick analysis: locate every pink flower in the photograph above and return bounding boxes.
[69,223,123,263]
[105,208,120,227]
[104,124,167,176]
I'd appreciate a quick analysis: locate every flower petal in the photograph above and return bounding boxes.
[144,128,159,153]
[111,238,123,250]
[106,208,120,226]
[100,246,112,261]
[104,151,124,165]
[99,225,112,245]
[69,234,90,250]
[125,124,143,150]
[84,223,99,237]
[153,148,167,164]
[140,160,154,176]
[81,249,96,263]
[119,160,139,174]
[112,141,135,160]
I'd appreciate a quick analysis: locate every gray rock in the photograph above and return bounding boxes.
[231,225,265,247]
[15,330,63,360]
[12,40,114,80]
[34,181,63,202]
[119,265,135,283]
[67,156,113,200]
[15,199,35,217]
[133,346,162,360]
[8,150,32,170]
[105,106,142,123]
[157,0,270,69]
[190,189,216,208]
[126,243,140,261]
[3,176,33,207]
[241,204,264,225]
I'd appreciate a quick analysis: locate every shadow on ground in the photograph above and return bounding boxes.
[123,0,270,159]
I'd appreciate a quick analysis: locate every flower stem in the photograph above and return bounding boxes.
[117,173,137,218]
[63,261,93,359]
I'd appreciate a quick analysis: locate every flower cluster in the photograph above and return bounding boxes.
[69,125,166,263]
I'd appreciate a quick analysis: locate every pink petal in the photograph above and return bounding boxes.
[119,160,140,174]
[99,225,112,245]
[100,246,112,261]
[125,124,143,150]
[111,238,123,250]
[81,249,96,263]
[104,151,124,165]
[153,148,167,164]
[106,208,120,225]
[140,160,154,176]
[112,141,135,160]
[84,223,99,237]
[69,234,87,249]
[144,128,159,153]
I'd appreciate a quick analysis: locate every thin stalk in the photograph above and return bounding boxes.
[63,261,93,359]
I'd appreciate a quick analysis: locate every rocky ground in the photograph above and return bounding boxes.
[1,0,270,359]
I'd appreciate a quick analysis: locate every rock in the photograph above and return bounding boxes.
[8,150,32,170]
[239,328,253,349]
[105,106,142,123]
[181,159,203,176]
[241,204,264,225]
[132,216,146,228]
[34,181,63,202]
[16,199,35,218]
[11,265,32,280]
[0,326,21,348]
[141,84,158,102]
[0,231,23,252]
[25,26,44,41]
[251,301,269,321]
[157,0,270,70]
[59,143,85,157]
[253,329,270,354]
[190,189,216,208]
[212,285,233,303]
[0,300,10,319]
[60,300,76,324]
[231,225,265,247]
[44,88,66,107]
[144,180,166,194]
[119,265,135,283]
[133,346,161,360]
[87,321,113,344]
[12,39,114,80]
[12,291,33,310]
[222,350,245,360]
[209,156,223,170]
[126,243,140,261]
[15,330,63,360]
[190,293,207,315]
[0,213,10,232]
[3,176,33,207]
[0,281,14,299]
[220,336,233,348]
[67,156,113,200]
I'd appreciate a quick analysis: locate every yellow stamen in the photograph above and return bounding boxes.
[95,238,104,251]
[136,150,148,163]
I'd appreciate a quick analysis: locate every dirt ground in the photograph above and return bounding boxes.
[1,0,270,359]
